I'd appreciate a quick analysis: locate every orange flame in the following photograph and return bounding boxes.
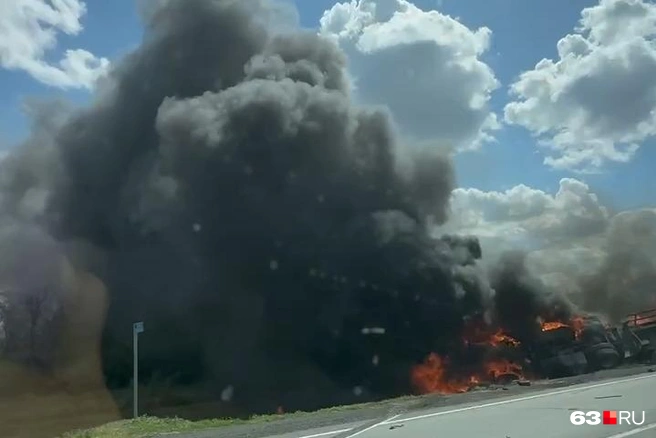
[411,354,475,394]
[411,354,525,395]
[540,316,587,339]
[462,320,520,348]
[540,321,568,331]
[489,329,520,347]
[485,359,524,380]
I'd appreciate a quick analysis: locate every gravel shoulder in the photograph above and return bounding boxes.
[159,365,655,438]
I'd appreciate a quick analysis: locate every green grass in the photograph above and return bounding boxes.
[60,395,419,438]
[60,415,273,438]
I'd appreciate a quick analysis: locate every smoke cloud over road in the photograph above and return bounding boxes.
[579,209,656,322]
[0,0,644,419]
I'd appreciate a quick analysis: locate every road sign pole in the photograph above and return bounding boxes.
[133,321,144,418]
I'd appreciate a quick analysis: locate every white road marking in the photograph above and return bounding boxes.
[294,372,656,437]
[605,423,656,437]
[384,373,656,425]
[342,414,400,438]
[296,428,353,438]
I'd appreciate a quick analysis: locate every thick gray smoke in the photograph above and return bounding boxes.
[580,209,656,322]
[0,0,578,415]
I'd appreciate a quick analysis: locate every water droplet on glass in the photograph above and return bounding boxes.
[221,385,234,402]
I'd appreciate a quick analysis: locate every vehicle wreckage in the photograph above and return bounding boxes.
[529,309,656,378]
[405,308,656,396]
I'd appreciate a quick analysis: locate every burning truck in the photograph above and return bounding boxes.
[300,235,656,402]
[528,311,656,379]
[409,310,656,395]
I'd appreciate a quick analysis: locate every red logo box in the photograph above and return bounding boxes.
[603,411,617,425]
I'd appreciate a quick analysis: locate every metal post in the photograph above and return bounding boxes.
[133,321,144,418]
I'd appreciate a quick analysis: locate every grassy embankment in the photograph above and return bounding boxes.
[60,396,412,438]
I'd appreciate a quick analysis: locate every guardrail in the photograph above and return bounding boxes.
[624,308,656,328]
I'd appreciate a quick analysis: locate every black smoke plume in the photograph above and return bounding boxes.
[0,0,578,415]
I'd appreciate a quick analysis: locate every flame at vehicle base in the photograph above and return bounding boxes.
[411,315,591,395]
[411,353,526,395]
[411,321,527,395]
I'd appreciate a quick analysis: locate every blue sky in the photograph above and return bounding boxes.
[1,0,654,212]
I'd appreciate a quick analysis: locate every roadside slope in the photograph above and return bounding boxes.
[62,365,655,438]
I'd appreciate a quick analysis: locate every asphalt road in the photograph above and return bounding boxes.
[269,373,656,438]
[163,366,656,438]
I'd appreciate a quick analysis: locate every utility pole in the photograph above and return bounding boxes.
[133,321,144,418]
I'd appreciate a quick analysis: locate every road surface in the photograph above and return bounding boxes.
[270,373,656,438]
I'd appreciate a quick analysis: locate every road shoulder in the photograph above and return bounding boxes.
[154,365,654,438]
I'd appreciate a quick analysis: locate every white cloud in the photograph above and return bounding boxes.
[320,0,499,151]
[441,178,611,289]
[505,0,656,172]
[0,0,109,89]
[442,178,656,316]
[447,178,610,245]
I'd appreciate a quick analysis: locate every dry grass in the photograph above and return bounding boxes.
[0,360,120,438]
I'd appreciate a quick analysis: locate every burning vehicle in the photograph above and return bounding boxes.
[408,310,656,396]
